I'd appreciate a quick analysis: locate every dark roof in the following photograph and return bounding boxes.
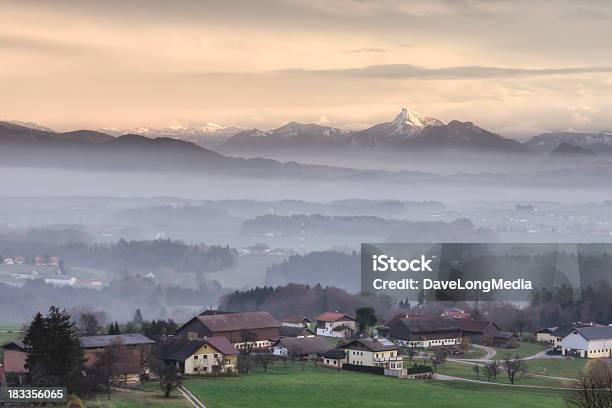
[323,349,346,359]
[552,323,597,338]
[452,319,498,333]
[536,327,557,334]
[279,326,314,338]
[493,331,516,339]
[574,326,612,341]
[159,336,238,361]
[160,338,206,361]
[281,315,312,324]
[396,317,460,333]
[341,338,398,352]
[80,333,155,349]
[1,340,25,351]
[274,336,333,356]
[315,312,354,322]
[188,311,280,333]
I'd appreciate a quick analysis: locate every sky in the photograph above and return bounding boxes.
[2,0,612,138]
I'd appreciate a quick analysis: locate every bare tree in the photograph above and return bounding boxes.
[255,353,274,373]
[472,364,480,379]
[136,344,152,384]
[158,363,182,398]
[95,338,125,399]
[566,362,612,408]
[484,361,500,382]
[78,312,102,336]
[503,355,527,384]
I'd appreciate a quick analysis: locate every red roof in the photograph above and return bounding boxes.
[315,312,354,322]
[207,336,239,355]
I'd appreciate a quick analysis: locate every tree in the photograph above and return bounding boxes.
[23,306,85,392]
[108,322,121,335]
[96,338,125,399]
[158,363,181,398]
[472,364,480,379]
[503,355,527,384]
[78,312,101,336]
[355,307,377,336]
[133,309,144,326]
[566,361,612,408]
[255,353,274,373]
[484,361,500,382]
[431,347,448,373]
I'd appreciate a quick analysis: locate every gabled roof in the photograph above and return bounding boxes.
[453,319,498,334]
[80,333,155,349]
[206,336,239,355]
[281,315,312,324]
[341,338,398,352]
[1,340,26,352]
[395,317,460,333]
[552,323,599,338]
[279,326,314,338]
[315,312,354,323]
[159,336,238,361]
[274,336,333,356]
[573,326,612,341]
[183,311,280,333]
[493,331,516,339]
[536,326,558,334]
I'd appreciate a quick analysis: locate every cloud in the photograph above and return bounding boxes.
[280,64,612,80]
[0,33,89,54]
[342,48,387,54]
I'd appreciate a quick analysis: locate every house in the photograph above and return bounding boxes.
[48,256,60,266]
[80,333,155,385]
[1,340,27,373]
[34,256,47,266]
[535,326,558,345]
[322,349,346,368]
[280,316,312,328]
[159,336,238,375]
[452,319,500,345]
[272,336,333,359]
[14,256,25,264]
[561,326,612,358]
[176,311,281,351]
[2,334,155,385]
[340,338,403,375]
[549,323,600,351]
[315,312,356,338]
[279,325,314,338]
[2,258,14,265]
[492,331,518,348]
[388,317,462,348]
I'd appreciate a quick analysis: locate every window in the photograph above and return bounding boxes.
[194,355,199,360]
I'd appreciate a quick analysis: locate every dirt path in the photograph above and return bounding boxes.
[434,373,571,390]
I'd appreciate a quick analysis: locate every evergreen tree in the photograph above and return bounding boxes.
[24,306,84,392]
[133,309,144,326]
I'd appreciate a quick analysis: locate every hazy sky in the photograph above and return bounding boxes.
[2,0,612,137]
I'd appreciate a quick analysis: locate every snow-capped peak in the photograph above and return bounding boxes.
[393,108,444,129]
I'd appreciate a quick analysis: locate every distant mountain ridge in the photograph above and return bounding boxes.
[525,131,612,154]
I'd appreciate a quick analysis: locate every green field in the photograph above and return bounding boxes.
[87,389,189,408]
[183,362,566,408]
[458,346,488,359]
[526,359,588,379]
[437,361,571,388]
[493,341,548,359]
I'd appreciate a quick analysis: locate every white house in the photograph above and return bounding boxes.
[315,312,355,338]
[561,326,612,358]
[340,338,404,376]
[3,258,14,265]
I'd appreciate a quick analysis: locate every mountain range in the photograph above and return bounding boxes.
[2,108,612,172]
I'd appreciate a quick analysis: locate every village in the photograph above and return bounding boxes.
[2,305,611,407]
